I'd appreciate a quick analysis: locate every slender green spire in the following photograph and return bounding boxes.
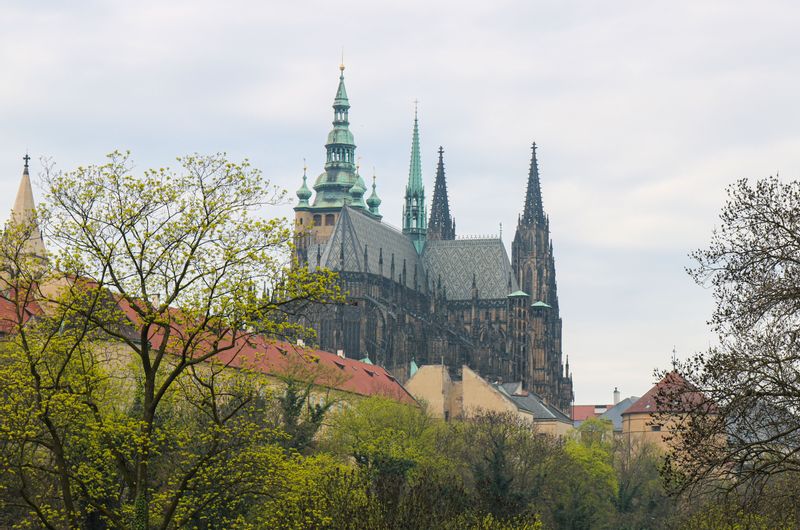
[402,102,427,253]
[407,102,423,193]
[334,63,349,109]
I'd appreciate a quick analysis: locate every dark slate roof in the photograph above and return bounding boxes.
[496,383,571,423]
[315,207,424,287]
[422,239,518,300]
[598,397,639,432]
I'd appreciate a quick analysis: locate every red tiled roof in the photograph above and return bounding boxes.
[216,337,417,404]
[572,404,614,421]
[3,287,416,405]
[0,292,42,334]
[114,295,416,404]
[622,371,708,415]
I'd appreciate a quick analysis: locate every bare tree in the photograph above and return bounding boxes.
[660,176,800,523]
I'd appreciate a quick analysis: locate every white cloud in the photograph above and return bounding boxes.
[2,0,799,402]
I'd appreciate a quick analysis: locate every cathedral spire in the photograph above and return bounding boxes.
[402,102,427,253]
[10,153,46,257]
[407,101,423,194]
[521,142,544,226]
[334,62,349,109]
[427,146,455,241]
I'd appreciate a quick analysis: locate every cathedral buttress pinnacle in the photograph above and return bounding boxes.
[427,146,456,241]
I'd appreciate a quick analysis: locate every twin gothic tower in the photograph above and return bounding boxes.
[293,65,573,412]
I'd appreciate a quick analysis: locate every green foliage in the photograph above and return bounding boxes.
[275,377,335,453]
[676,502,796,530]
[1,152,342,529]
[443,513,543,530]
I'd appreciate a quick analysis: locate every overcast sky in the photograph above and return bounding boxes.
[2,1,799,403]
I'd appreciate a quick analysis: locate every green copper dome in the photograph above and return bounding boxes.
[296,168,312,206]
[327,128,355,145]
[367,175,382,217]
[349,174,367,207]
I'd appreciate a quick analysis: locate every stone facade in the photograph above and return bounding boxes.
[293,66,574,414]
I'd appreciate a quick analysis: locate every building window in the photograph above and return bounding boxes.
[325,214,335,226]
[651,425,661,432]
[313,214,321,226]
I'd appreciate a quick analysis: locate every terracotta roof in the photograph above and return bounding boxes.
[112,296,416,404]
[623,372,708,415]
[2,286,415,405]
[0,291,43,334]
[217,338,417,404]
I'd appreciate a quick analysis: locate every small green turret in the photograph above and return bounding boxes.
[296,165,312,207]
[349,171,367,208]
[367,174,382,218]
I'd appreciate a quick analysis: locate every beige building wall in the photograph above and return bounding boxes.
[622,412,671,450]
[404,365,451,418]
[295,211,338,244]
[460,365,518,418]
[537,419,573,437]
[405,364,572,437]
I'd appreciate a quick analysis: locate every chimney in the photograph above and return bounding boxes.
[613,387,620,405]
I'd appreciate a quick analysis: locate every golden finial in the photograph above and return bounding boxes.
[303,157,307,175]
[339,48,345,72]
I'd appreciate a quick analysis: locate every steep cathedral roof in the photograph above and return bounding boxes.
[310,207,519,300]
[312,206,423,286]
[422,239,519,300]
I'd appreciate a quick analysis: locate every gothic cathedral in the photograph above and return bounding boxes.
[293,65,574,413]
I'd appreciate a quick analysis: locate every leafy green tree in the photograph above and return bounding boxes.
[274,376,336,453]
[547,419,618,530]
[324,396,477,529]
[442,411,562,527]
[611,436,674,529]
[1,152,341,529]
